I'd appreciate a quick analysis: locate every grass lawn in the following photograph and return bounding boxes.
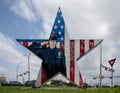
[0,86,120,93]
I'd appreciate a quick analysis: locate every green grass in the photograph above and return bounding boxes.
[0,86,120,93]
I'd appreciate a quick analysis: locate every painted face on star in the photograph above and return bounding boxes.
[49,40,57,49]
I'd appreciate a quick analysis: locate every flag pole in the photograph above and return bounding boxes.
[99,43,102,88]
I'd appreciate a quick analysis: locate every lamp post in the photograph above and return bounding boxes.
[16,62,24,81]
[24,53,31,81]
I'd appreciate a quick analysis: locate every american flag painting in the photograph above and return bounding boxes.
[16,7,103,88]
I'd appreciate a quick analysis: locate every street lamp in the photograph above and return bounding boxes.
[16,62,24,81]
[24,53,31,81]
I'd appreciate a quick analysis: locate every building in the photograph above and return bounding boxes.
[0,77,6,85]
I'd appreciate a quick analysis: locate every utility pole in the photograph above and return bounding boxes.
[25,53,31,81]
[99,43,102,88]
[28,53,31,81]
[111,66,113,87]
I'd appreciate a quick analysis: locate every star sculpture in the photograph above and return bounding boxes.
[16,7,103,88]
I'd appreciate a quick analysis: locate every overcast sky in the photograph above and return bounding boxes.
[0,0,120,86]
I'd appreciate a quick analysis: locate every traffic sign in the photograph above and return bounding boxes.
[108,58,116,67]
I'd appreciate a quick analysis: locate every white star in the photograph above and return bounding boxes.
[60,25,64,29]
[54,25,57,29]
[58,20,60,23]
[58,31,62,35]
[61,37,63,40]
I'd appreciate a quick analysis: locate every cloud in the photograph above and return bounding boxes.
[10,0,37,22]
[0,32,24,63]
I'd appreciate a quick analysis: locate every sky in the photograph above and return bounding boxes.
[0,0,120,86]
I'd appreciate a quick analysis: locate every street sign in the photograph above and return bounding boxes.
[108,58,116,67]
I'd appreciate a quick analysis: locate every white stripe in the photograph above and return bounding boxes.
[85,40,89,53]
[28,42,33,47]
[65,27,70,79]
[75,40,80,85]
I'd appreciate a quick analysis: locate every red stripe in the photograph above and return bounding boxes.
[41,63,46,84]
[42,44,47,48]
[23,42,28,47]
[32,42,37,44]
[60,42,64,52]
[79,40,85,88]
[80,40,85,56]
[79,72,84,88]
[70,40,75,82]
[89,40,94,49]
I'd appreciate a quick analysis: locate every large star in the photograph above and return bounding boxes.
[16,7,103,88]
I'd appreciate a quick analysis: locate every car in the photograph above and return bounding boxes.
[24,80,36,87]
[1,81,10,86]
[9,81,23,86]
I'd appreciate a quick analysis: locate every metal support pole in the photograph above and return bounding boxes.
[16,62,23,81]
[16,66,18,81]
[99,43,102,88]
[28,53,31,81]
[111,66,113,87]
